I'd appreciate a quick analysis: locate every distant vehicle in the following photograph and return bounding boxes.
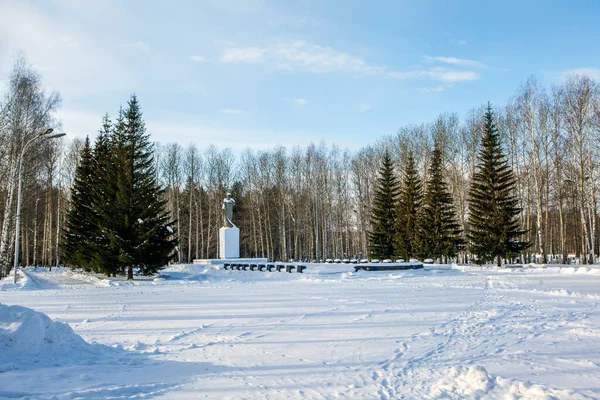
[342,259,350,263]
[409,258,419,263]
[349,259,358,264]
[360,259,369,263]
[325,259,333,263]
[382,259,392,263]
[371,259,380,263]
[333,259,342,263]
[395,259,405,263]
[423,259,434,264]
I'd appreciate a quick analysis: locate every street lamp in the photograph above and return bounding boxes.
[13,128,66,283]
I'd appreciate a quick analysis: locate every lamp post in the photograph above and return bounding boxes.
[13,129,66,283]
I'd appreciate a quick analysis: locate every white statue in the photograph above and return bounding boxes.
[222,192,236,228]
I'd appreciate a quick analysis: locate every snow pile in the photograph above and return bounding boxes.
[0,304,109,371]
[430,365,593,399]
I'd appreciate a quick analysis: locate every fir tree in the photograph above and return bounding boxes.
[89,115,119,276]
[369,152,401,259]
[417,141,463,262]
[394,151,423,260]
[467,104,528,266]
[62,137,96,269]
[106,95,177,279]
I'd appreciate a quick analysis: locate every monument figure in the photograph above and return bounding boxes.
[222,192,236,227]
[219,192,239,259]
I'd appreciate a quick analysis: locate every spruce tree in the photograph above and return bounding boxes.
[369,152,401,259]
[106,95,176,279]
[467,104,528,266]
[417,141,463,262]
[62,137,95,269]
[394,151,423,261]
[90,115,120,276]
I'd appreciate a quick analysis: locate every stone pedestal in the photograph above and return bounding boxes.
[219,226,240,259]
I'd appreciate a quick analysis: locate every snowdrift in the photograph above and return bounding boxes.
[0,304,111,371]
[431,365,593,399]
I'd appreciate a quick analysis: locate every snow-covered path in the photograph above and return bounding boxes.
[2,265,600,399]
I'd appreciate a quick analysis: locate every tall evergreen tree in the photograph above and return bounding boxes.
[107,95,176,279]
[417,141,463,262]
[62,137,95,269]
[467,104,528,266]
[369,152,401,259]
[89,115,120,276]
[394,151,423,260]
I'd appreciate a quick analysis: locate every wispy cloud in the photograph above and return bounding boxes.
[359,103,373,112]
[450,39,467,46]
[219,41,386,75]
[419,85,449,93]
[422,56,488,69]
[189,55,207,63]
[221,108,246,115]
[387,68,479,82]
[218,41,480,83]
[125,41,150,53]
[293,98,307,106]
[560,67,600,81]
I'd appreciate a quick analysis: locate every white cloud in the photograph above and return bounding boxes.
[125,41,150,53]
[387,68,479,83]
[422,56,488,69]
[560,67,600,81]
[450,39,467,46]
[220,47,265,63]
[419,85,449,93]
[189,55,207,63]
[294,98,306,106]
[219,41,386,75]
[359,103,373,112]
[221,108,246,115]
[218,41,480,83]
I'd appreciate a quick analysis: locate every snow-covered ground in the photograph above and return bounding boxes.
[1,263,600,399]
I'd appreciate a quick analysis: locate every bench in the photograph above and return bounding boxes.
[249,264,257,271]
[296,265,306,273]
[266,264,275,272]
[241,264,249,270]
[258,264,266,271]
[223,263,230,270]
[285,265,296,273]
[276,265,285,272]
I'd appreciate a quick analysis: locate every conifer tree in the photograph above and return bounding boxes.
[467,104,528,266]
[62,137,95,269]
[417,141,463,262]
[369,152,400,259]
[106,95,176,279]
[89,115,119,276]
[394,151,423,260]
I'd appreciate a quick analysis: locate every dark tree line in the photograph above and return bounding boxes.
[369,139,464,262]
[62,96,176,278]
[2,55,600,273]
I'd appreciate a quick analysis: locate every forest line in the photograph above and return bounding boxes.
[1,55,599,276]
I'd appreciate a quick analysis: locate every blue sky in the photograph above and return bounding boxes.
[1,0,599,151]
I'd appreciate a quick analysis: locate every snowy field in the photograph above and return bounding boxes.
[2,264,600,399]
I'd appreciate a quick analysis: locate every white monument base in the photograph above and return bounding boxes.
[192,258,268,265]
[219,226,240,259]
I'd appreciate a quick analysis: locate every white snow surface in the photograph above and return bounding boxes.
[1,263,600,399]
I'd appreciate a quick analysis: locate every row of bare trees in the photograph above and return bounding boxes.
[2,55,599,270]
[156,75,600,264]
